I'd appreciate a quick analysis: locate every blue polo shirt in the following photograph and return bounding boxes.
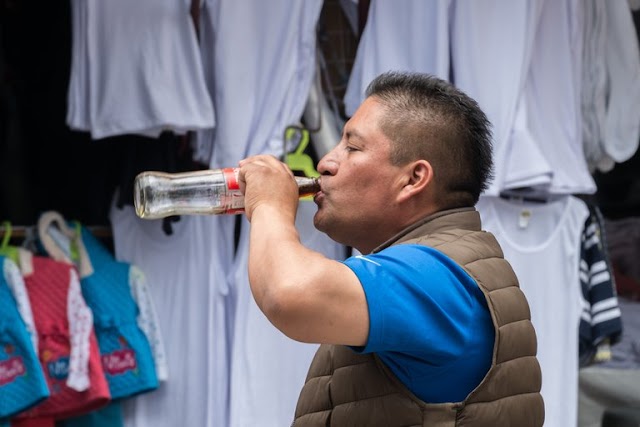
[343,244,494,403]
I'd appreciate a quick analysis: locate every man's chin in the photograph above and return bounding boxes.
[312,212,326,233]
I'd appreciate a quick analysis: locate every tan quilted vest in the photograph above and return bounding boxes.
[293,208,544,427]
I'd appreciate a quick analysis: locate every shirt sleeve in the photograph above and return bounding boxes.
[343,245,482,361]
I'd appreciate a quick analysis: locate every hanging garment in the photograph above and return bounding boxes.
[14,253,110,420]
[194,0,323,167]
[578,204,623,366]
[581,0,614,173]
[37,213,162,400]
[507,0,596,195]
[343,0,451,117]
[110,202,235,427]
[476,195,589,427]
[600,1,640,165]
[450,0,545,195]
[67,0,214,140]
[196,1,346,425]
[0,256,49,419]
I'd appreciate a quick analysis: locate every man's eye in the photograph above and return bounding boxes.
[345,145,358,152]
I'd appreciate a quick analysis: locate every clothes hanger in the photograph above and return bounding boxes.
[37,211,94,277]
[283,125,320,179]
[0,221,20,264]
[37,211,78,264]
[498,187,554,204]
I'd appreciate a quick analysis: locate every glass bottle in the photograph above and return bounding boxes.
[134,168,320,219]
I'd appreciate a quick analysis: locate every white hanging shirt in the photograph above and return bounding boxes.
[110,202,235,427]
[476,195,589,427]
[67,0,214,140]
[450,0,544,196]
[507,0,596,195]
[601,0,640,164]
[194,0,322,166]
[343,0,451,117]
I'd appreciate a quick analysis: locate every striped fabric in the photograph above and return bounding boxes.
[579,204,623,366]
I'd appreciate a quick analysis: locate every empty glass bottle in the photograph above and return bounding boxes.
[134,168,320,219]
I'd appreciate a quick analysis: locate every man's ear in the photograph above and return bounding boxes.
[398,160,434,202]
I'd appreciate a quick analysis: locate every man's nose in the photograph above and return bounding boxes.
[317,150,337,175]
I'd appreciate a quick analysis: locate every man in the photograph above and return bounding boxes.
[238,72,544,426]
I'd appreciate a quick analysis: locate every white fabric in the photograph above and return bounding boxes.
[229,201,346,427]
[601,0,640,163]
[476,195,589,427]
[581,0,612,173]
[2,257,38,353]
[508,0,596,195]
[451,0,544,196]
[582,0,640,173]
[502,97,553,190]
[343,0,451,117]
[194,0,322,166]
[67,0,90,132]
[129,265,169,382]
[195,2,333,424]
[110,203,235,427]
[67,0,214,140]
[65,268,93,392]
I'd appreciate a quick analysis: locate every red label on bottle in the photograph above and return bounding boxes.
[223,168,240,190]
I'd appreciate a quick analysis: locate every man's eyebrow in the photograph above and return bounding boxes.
[344,129,363,141]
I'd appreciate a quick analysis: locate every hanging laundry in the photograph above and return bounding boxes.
[0,256,49,421]
[476,195,589,427]
[110,202,235,427]
[36,212,165,401]
[343,0,451,117]
[578,203,623,366]
[66,0,214,140]
[582,0,640,172]
[13,251,110,421]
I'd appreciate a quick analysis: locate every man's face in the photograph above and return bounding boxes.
[313,97,408,253]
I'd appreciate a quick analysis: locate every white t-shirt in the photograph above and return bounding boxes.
[110,203,235,427]
[343,0,451,117]
[476,195,589,427]
[194,0,322,166]
[451,0,544,196]
[67,0,214,140]
[506,0,596,195]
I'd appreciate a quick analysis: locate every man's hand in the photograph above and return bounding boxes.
[238,155,299,222]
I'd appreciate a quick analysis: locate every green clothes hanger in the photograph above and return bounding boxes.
[284,125,320,179]
[0,221,21,264]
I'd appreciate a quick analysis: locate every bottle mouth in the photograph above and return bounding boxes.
[133,173,148,218]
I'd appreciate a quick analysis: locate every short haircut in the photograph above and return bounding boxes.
[365,71,494,207]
